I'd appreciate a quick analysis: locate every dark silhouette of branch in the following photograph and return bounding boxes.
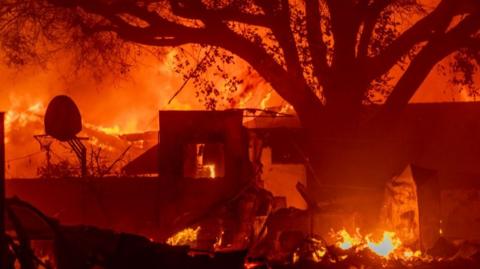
[385,13,480,113]
[357,0,393,59]
[305,0,330,84]
[1,0,480,124]
[369,0,461,80]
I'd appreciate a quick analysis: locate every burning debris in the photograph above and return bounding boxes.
[247,229,480,269]
[166,226,201,247]
[2,104,480,269]
[2,106,479,269]
[3,106,480,269]
[334,229,417,260]
[4,195,480,269]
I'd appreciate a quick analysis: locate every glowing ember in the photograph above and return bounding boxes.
[312,247,327,262]
[214,230,224,249]
[205,164,216,178]
[403,249,422,259]
[166,226,200,246]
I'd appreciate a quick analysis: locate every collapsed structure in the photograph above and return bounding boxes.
[122,104,480,249]
[4,102,480,267]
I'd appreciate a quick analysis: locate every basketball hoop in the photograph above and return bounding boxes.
[35,95,88,177]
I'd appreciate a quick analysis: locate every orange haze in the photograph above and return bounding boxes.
[0,39,476,178]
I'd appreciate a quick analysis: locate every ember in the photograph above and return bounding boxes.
[206,164,216,179]
[166,226,201,246]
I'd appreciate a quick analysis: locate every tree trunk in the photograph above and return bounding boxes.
[291,91,411,234]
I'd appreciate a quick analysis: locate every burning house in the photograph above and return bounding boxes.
[2,96,480,268]
[123,110,307,209]
[121,103,480,251]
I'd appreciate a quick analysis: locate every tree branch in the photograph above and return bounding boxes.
[326,0,361,69]
[357,0,393,59]
[170,0,270,27]
[384,13,480,113]
[270,0,302,77]
[212,26,323,114]
[305,0,330,86]
[368,0,457,81]
[465,37,480,50]
[68,0,322,111]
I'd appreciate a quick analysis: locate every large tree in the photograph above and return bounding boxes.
[2,0,479,124]
[1,0,480,181]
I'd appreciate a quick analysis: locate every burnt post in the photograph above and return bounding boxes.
[412,165,441,250]
[0,112,7,268]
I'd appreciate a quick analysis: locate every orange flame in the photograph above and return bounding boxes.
[259,91,272,110]
[366,231,401,257]
[336,228,362,250]
[205,164,216,178]
[333,228,424,260]
[166,226,200,246]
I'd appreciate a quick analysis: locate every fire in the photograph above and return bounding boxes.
[166,226,200,246]
[5,101,44,132]
[259,91,272,110]
[312,247,327,262]
[238,91,253,108]
[85,123,123,136]
[336,228,362,250]
[213,230,224,249]
[206,164,216,178]
[403,249,422,259]
[366,231,401,257]
[333,229,423,260]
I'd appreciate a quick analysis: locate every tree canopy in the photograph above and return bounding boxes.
[1,0,480,127]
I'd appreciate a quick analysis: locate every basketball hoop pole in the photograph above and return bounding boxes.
[68,137,87,178]
[0,112,7,268]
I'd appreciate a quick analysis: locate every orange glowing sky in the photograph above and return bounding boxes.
[0,48,473,132]
[0,48,474,178]
[0,48,277,177]
[0,0,475,137]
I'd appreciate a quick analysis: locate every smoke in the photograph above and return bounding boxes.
[0,42,476,178]
[0,47,280,178]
